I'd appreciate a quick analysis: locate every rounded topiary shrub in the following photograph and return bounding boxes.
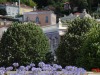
[0,22,49,66]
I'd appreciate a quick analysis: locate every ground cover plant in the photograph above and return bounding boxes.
[0,62,86,75]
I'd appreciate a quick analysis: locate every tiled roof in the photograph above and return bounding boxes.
[74,12,80,15]
[30,10,53,12]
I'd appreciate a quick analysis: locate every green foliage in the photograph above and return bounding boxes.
[77,22,100,70]
[0,0,7,3]
[0,9,7,15]
[79,0,88,9]
[56,18,95,67]
[92,12,100,19]
[70,0,98,12]
[0,0,36,7]
[45,52,54,64]
[24,0,36,7]
[33,0,66,8]
[33,0,48,8]
[0,22,49,66]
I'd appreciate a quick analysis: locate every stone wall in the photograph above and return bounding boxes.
[5,71,88,75]
[5,71,100,75]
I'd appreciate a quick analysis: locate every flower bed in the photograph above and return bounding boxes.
[91,68,100,72]
[0,62,87,75]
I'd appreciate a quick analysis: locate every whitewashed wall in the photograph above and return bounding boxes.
[0,27,7,39]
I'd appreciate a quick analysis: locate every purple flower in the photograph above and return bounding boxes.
[77,68,86,74]
[0,70,5,75]
[32,67,41,72]
[19,66,25,71]
[25,65,31,71]
[0,62,87,75]
[38,62,45,68]
[31,67,42,75]
[6,66,13,71]
[0,67,5,71]
[30,63,35,67]
[53,64,58,68]
[13,63,19,67]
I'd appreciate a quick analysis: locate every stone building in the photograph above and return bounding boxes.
[23,10,56,26]
[60,9,92,21]
[0,4,19,17]
[0,3,33,17]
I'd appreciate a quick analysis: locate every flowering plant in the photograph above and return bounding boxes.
[92,68,100,72]
[0,62,87,75]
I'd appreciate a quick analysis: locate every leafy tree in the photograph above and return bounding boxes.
[33,0,48,8]
[25,0,36,7]
[69,0,100,12]
[45,52,54,64]
[0,23,49,66]
[69,0,88,12]
[56,18,95,67]
[77,22,100,70]
[33,0,68,8]
[0,9,7,16]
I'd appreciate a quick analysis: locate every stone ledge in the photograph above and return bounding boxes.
[5,71,100,75]
[87,72,100,75]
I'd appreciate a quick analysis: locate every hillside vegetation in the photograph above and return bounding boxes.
[0,0,36,7]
